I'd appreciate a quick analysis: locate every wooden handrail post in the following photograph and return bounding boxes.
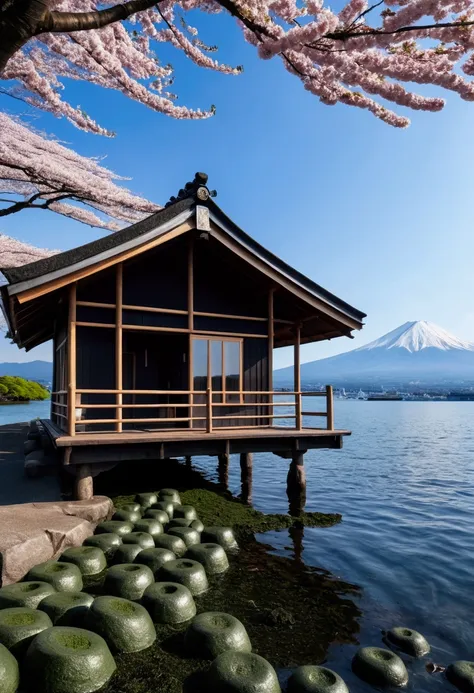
[206,387,213,433]
[326,385,334,431]
[115,263,123,433]
[294,323,302,430]
[268,288,274,422]
[188,237,194,429]
[67,283,77,437]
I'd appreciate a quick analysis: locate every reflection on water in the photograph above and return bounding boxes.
[193,401,474,692]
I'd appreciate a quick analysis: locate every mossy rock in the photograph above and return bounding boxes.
[103,564,154,601]
[142,582,196,624]
[83,533,122,559]
[24,626,116,693]
[287,666,349,693]
[111,544,143,566]
[386,627,430,657]
[185,612,251,659]
[59,547,107,576]
[167,527,200,548]
[151,501,175,518]
[121,532,155,549]
[154,533,187,557]
[113,509,142,523]
[134,548,175,577]
[144,509,169,524]
[0,642,19,693]
[352,647,408,687]
[95,521,133,537]
[158,559,208,596]
[185,543,229,575]
[208,651,281,693]
[0,607,52,657]
[168,518,192,529]
[0,581,55,609]
[38,592,94,626]
[158,489,181,503]
[118,502,141,514]
[173,505,198,521]
[27,561,83,593]
[85,596,156,653]
[134,493,158,509]
[202,526,238,551]
[190,519,205,533]
[446,661,474,693]
[133,519,164,538]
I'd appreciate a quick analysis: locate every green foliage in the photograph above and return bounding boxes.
[0,375,49,401]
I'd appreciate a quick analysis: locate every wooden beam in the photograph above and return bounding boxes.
[294,324,302,431]
[16,220,194,304]
[188,237,194,429]
[115,264,123,433]
[67,283,77,437]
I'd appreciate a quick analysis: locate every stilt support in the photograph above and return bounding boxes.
[240,452,253,504]
[287,451,306,516]
[217,453,229,487]
[185,456,192,468]
[74,464,93,500]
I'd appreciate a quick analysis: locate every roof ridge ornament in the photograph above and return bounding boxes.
[165,172,217,207]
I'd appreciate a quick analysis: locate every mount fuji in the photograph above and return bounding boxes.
[274,321,474,389]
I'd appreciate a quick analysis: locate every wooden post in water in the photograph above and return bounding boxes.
[240,452,253,504]
[75,464,93,500]
[287,450,306,515]
[185,456,192,468]
[217,453,229,487]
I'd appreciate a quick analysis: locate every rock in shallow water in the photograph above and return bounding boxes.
[287,666,349,693]
[158,559,208,596]
[352,647,408,687]
[207,651,281,693]
[142,582,196,624]
[386,627,430,657]
[185,612,251,659]
[447,661,474,693]
[185,543,229,575]
[86,596,156,653]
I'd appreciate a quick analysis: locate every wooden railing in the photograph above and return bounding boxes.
[52,386,335,436]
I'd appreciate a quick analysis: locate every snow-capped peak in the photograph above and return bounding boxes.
[358,321,474,353]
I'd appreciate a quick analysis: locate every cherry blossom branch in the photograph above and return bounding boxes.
[38,0,161,34]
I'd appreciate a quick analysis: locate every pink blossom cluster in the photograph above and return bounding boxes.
[0,113,160,230]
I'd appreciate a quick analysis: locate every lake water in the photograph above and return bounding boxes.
[1,399,473,690]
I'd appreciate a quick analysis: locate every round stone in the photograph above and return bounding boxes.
[121,532,155,549]
[113,509,142,523]
[185,543,229,575]
[168,527,200,548]
[95,521,133,536]
[111,544,144,565]
[24,626,116,693]
[185,612,251,659]
[133,519,164,538]
[0,581,56,609]
[168,518,192,529]
[352,647,408,687]
[38,592,94,626]
[151,501,175,518]
[386,627,430,657]
[158,489,181,503]
[119,503,141,514]
[135,493,158,509]
[104,564,154,601]
[85,596,156,653]
[134,548,175,577]
[0,607,52,656]
[287,666,349,693]
[59,547,107,576]
[190,519,205,532]
[83,533,122,559]
[447,661,474,693]
[144,509,169,524]
[158,559,208,596]
[154,533,187,557]
[208,651,281,693]
[173,505,198,521]
[0,643,19,693]
[27,561,83,593]
[142,582,196,624]
[201,527,238,551]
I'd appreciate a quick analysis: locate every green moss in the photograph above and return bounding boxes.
[56,632,91,650]
[110,600,136,616]
[3,612,35,626]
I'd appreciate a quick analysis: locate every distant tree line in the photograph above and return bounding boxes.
[0,376,49,401]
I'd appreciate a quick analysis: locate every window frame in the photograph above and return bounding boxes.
[192,335,243,403]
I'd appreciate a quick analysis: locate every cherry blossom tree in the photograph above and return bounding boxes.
[0,112,159,230]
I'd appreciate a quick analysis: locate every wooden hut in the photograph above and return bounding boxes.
[1,173,365,501]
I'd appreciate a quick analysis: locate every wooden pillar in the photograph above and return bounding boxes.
[115,263,123,433]
[74,464,93,500]
[287,450,306,515]
[294,324,302,430]
[67,283,77,437]
[185,456,192,468]
[326,384,334,431]
[218,453,229,487]
[240,452,253,505]
[188,237,194,429]
[268,288,274,421]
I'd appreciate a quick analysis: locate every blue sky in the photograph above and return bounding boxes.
[1,11,474,368]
